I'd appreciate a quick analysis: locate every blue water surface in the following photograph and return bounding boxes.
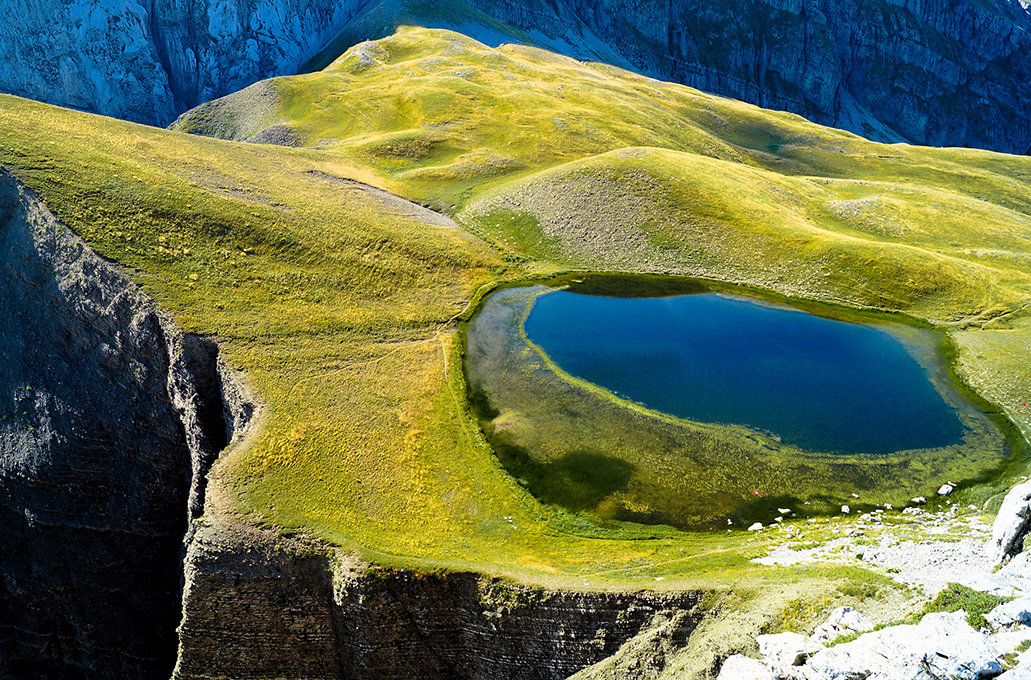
[524,291,964,454]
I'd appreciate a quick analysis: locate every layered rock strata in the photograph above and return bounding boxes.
[174,519,703,680]
[0,170,252,679]
[448,0,1031,152]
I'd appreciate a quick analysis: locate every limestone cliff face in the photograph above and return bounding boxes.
[0,0,371,126]
[450,0,1031,151]
[0,171,252,679]
[174,519,703,680]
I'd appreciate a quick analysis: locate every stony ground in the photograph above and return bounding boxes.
[719,483,1031,679]
[755,505,995,599]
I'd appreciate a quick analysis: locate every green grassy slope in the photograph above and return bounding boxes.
[0,93,767,588]
[175,27,1031,323]
[172,24,1031,426]
[4,25,1031,633]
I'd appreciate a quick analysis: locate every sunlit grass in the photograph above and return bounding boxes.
[2,24,1031,638]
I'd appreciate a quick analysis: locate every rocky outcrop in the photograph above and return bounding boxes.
[992,481,1031,565]
[718,500,1031,679]
[0,0,371,126]
[174,519,703,680]
[0,169,253,679]
[719,609,1009,680]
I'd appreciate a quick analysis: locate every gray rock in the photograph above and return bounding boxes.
[993,481,1031,565]
[452,0,1031,153]
[178,522,709,680]
[0,170,254,678]
[809,606,873,644]
[758,631,822,667]
[987,596,1031,630]
[808,611,1001,680]
[0,0,371,126]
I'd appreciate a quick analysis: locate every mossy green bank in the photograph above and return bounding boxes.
[2,26,1031,666]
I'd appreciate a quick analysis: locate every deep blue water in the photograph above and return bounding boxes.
[524,291,964,454]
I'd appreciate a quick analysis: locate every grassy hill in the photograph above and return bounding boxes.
[175,28,1031,323]
[4,25,1031,670]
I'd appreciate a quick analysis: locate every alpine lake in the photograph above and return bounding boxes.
[463,274,1022,531]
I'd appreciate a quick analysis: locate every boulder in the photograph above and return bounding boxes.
[810,606,874,644]
[938,484,955,496]
[992,482,1031,565]
[987,596,1031,631]
[757,632,821,667]
[717,654,777,680]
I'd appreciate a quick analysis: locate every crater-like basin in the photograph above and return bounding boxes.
[464,275,1017,529]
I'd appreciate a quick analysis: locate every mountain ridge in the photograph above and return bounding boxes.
[4,0,1031,152]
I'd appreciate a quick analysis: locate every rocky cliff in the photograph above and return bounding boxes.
[0,167,711,680]
[5,0,1031,151]
[173,518,703,680]
[0,0,371,126]
[0,170,253,679]
[441,0,1031,151]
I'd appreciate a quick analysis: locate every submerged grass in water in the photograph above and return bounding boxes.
[464,276,1018,530]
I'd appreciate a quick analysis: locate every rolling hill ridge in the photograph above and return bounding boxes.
[4,0,1031,151]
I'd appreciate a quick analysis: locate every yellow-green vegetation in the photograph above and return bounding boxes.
[0,92,780,591]
[465,278,1012,529]
[6,23,1031,648]
[921,583,1012,629]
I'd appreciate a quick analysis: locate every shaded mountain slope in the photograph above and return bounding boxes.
[4,0,1031,152]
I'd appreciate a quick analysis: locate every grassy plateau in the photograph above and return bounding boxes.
[5,24,1031,673]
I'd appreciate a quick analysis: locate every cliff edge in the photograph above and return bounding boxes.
[0,169,253,679]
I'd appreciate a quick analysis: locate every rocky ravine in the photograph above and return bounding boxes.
[0,169,713,680]
[0,169,253,679]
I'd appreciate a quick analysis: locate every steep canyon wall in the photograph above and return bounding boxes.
[0,0,372,126]
[0,170,252,679]
[174,520,704,680]
[448,0,1031,151]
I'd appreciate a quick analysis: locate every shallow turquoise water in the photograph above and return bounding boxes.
[524,290,964,454]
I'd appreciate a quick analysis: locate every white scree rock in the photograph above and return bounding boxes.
[717,654,778,680]
[809,606,874,645]
[757,631,823,666]
[992,481,1031,565]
